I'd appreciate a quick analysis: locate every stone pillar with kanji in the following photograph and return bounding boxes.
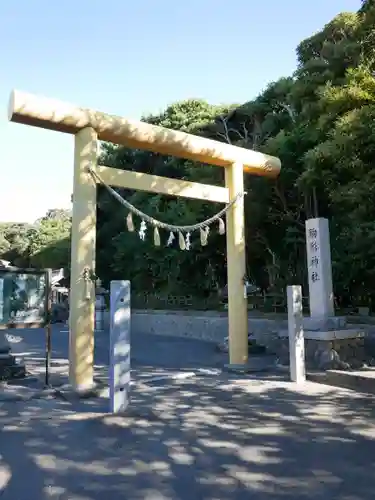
[305,218,334,319]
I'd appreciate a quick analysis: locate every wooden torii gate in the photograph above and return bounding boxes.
[8,90,281,391]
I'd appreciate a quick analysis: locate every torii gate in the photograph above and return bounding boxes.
[8,90,281,391]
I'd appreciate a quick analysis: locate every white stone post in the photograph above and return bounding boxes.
[287,285,306,383]
[95,293,105,332]
[0,277,3,322]
[109,280,131,413]
[0,276,10,354]
[305,218,334,319]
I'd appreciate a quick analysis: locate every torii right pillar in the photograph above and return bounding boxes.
[225,162,248,368]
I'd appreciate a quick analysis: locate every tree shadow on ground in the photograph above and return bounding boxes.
[1,368,375,500]
[1,330,375,499]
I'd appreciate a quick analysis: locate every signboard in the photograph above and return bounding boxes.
[0,267,51,329]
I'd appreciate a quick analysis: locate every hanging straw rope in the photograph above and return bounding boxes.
[88,167,245,234]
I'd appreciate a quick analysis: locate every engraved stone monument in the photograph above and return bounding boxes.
[303,218,365,368]
[280,218,366,370]
[305,218,334,320]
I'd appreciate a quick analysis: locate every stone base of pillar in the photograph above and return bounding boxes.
[0,353,26,381]
[277,329,367,370]
[54,381,107,401]
[224,358,275,374]
[0,332,26,381]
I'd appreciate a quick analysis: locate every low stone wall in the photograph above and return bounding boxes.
[103,309,290,346]
[128,310,289,344]
[102,309,375,369]
[132,310,229,343]
[103,309,375,339]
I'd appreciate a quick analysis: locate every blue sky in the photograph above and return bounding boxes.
[0,0,361,223]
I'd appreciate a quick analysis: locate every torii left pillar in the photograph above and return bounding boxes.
[69,127,97,391]
[225,162,248,367]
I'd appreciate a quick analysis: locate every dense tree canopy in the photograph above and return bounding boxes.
[0,209,71,271]
[2,1,375,308]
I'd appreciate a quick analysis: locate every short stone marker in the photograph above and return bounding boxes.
[109,280,131,413]
[287,285,306,383]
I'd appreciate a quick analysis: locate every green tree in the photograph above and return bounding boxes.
[29,210,71,270]
[96,3,375,304]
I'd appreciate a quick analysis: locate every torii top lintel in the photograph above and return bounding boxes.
[8,90,281,178]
